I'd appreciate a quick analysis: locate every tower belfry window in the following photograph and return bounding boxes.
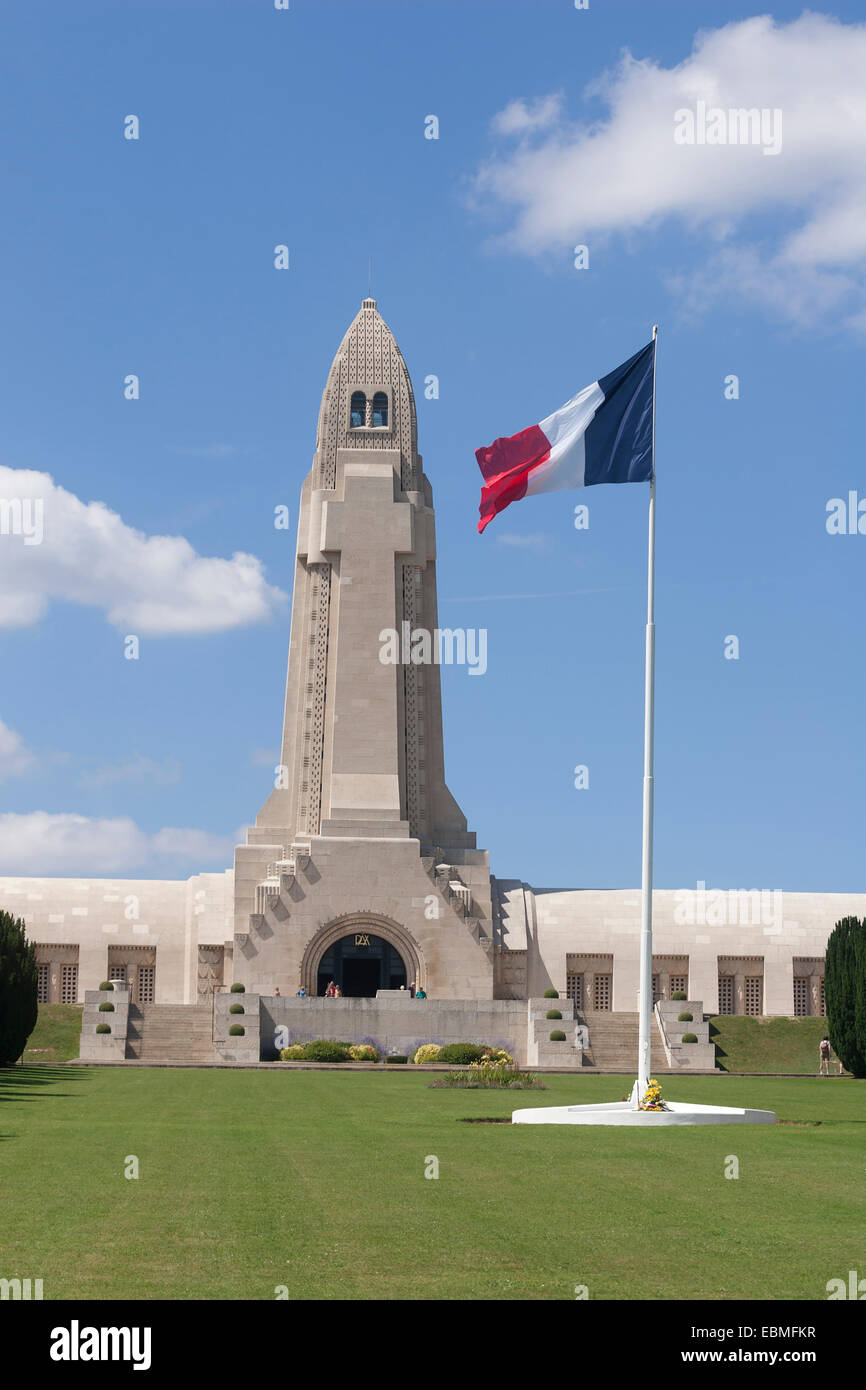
[350,391,366,428]
[372,391,388,427]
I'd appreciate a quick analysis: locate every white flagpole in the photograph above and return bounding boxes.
[636,324,659,1104]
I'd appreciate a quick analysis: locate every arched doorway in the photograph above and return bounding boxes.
[316,932,407,997]
[300,913,422,998]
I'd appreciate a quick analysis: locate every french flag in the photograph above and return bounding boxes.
[475,340,655,534]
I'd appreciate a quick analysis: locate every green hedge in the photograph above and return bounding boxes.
[230,983,245,993]
[98,1002,115,1013]
[546,1009,562,1019]
[95,1023,111,1034]
[682,1032,698,1043]
[436,1043,488,1065]
[671,990,687,1001]
[549,1030,566,1041]
[228,1024,245,1036]
[543,988,559,999]
[98,982,114,991]
[677,1011,693,1022]
[229,1003,244,1015]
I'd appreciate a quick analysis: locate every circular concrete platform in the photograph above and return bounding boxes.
[511,1099,776,1126]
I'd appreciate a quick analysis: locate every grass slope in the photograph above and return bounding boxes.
[710,1016,832,1073]
[22,1004,83,1064]
[1,1067,863,1301]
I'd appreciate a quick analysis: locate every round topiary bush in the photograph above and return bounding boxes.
[412,1043,443,1065]
[546,1009,562,1020]
[677,1011,693,1022]
[671,990,687,1000]
[385,1054,408,1064]
[437,1043,488,1065]
[229,1003,244,1014]
[549,1030,566,1041]
[98,981,114,991]
[279,1044,306,1060]
[95,1023,111,1034]
[230,983,245,993]
[543,988,559,999]
[98,1002,115,1012]
[348,1044,379,1062]
[228,1024,245,1036]
[681,1032,698,1043]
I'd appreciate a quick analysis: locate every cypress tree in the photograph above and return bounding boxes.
[0,910,39,1066]
[825,916,866,1078]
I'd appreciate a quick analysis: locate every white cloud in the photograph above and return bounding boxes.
[0,465,287,633]
[78,754,182,789]
[491,94,564,137]
[475,14,866,330]
[0,811,235,875]
[0,718,35,781]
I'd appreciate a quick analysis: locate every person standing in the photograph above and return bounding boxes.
[819,1037,831,1075]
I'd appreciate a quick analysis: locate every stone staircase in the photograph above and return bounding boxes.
[125,1004,215,1062]
[581,1010,666,1072]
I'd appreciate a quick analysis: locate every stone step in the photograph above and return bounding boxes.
[125,1003,217,1061]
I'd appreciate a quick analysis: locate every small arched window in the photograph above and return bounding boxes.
[372,391,388,427]
[350,391,367,428]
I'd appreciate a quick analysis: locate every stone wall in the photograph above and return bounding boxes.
[259,995,529,1064]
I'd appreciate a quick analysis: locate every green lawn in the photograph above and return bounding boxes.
[710,1015,831,1073]
[22,1004,83,1064]
[1,1067,862,1301]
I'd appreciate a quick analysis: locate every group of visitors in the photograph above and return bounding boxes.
[400,981,427,999]
[287,980,428,998]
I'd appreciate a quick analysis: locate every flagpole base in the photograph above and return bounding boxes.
[512,1099,775,1127]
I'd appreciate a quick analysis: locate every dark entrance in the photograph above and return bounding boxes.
[316,932,408,997]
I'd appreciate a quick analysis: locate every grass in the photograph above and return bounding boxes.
[710,1015,831,1073]
[21,1004,83,1064]
[1,1067,863,1300]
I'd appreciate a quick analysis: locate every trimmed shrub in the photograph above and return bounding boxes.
[302,1040,352,1062]
[228,1024,245,1036]
[98,981,114,991]
[543,988,559,999]
[95,1023,111,1034]
[348,1044,379,1062]
[546,1009,562,1020]
[412,1043,443,1065]
[229,1003,244,1015]
[279,1044,306,1060]
[98,1002,115,1013]
[671,990,687,1001]
[549,1030,566,1041]
[681,1032,698,1043]
[385,1055,408,1064]
[677,1012,693,1022]
[0,909,38,1066]
[436,1043,487,1065]
[230,983,245,993]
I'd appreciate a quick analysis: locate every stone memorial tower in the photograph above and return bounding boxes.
[232,299,493,997]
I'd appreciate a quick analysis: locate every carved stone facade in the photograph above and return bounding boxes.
[233,299,494,998]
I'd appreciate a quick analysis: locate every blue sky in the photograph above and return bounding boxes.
[0,0,864,891]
